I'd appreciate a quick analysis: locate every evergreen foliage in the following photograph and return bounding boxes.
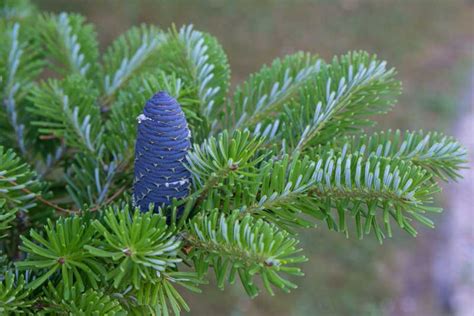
[0,1,467,314]
[186,210,306,297]
[37,12,99,78]
[0,272,32,314]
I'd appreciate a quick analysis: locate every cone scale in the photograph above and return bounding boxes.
[133,91,191,212]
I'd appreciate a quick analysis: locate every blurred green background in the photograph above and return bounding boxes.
[34,1,474,315]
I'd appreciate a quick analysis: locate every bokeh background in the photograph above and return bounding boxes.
[35,1,474,315]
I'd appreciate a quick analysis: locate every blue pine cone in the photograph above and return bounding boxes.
[133,91,192,212]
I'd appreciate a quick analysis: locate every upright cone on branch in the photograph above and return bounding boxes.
[1,3,468,312]
[133,91,192,212]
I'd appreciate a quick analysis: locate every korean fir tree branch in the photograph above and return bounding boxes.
[101,24,166,104]
[0,272,33,314]
[186,133,336,231]
[0,251,12,276]
[37,12,99,78]
[83,207,205,315]
[0,0,36,21]
[306,153,441,242]
[314,129,468,182]
[0,4,467,313]
[65,154,121,209]
[0,200,16,237]
[16,216,104,295]
[0,145,72,242]
[84,207,183,290]
[39,283,125,315]
[205,150,442,240]
[231,154,324,230]
[256,51,401,156]
[229,52,322,130]
[28,75,104,156]
[185,129,265,206]
[0,146,48,213]
[187,153,321,230]
[157,25,230,130]
[0,21,44,153]
[184,210,307,298]
[118,272,204,316]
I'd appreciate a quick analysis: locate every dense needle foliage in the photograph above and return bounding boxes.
[0,1,467,314]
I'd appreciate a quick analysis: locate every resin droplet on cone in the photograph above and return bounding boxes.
[133,91,191,211]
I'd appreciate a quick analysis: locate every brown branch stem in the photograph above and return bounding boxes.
[0,174,74,214]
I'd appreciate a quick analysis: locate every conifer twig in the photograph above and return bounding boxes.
[0,174,74,214]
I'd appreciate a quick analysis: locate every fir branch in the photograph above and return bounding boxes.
[0,0,35,21]
[307,153,440,241]
[0,146,45,212]
[293,52,400,153]
[254,51,401,155]
[0,200,16,236]
[28,75,104,155]
[65,154,118,208]
[0,9,467,313]
[231,52,322,129]
[158,25,231,127]
[236,155,322,229]
[185,210,307,297]
[196,149,441,240]
[0,272,32,314]
[41,283,125,315]
[185,130,265,205]
[0,173,71,215]
[85,207,182,290]
[315,129,468,181]
[127,272,204,316]
[101,25,166,101]
[17,216,104,294]
[38,12,99,77]
[36,144,65,180]
[0,22,43,153]
[2,23,26,153]
[189,154,319,229]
